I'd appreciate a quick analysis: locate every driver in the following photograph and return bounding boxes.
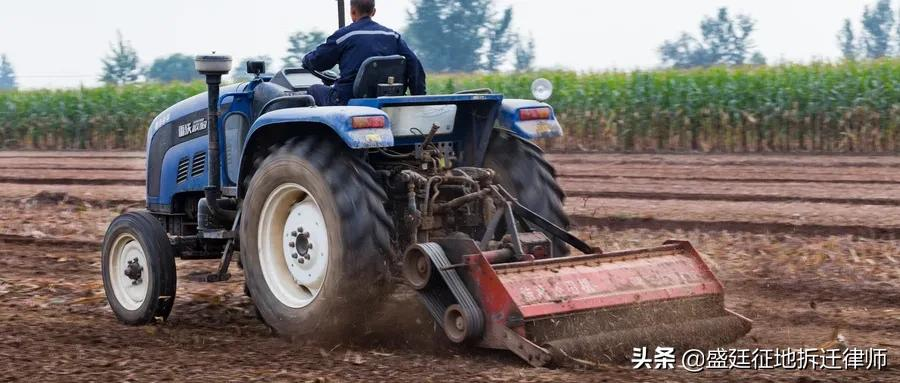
[302,0,426,106]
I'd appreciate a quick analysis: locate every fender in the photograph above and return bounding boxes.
[244,105,394,152]
[499,99,564,140]
[237,106,393,197]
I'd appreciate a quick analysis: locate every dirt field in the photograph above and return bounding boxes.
[0,151,897,382]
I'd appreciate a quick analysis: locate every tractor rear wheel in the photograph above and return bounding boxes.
[484,129,570,256]
[101,211,177,325]
[240,135,392,339]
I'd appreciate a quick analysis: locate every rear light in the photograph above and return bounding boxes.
[518,107,551,121]
[351,115,386,129]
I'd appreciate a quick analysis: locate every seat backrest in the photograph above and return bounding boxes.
[352,55,407,99]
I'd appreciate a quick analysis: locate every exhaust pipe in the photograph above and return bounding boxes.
[337,0,346,28]
[195,55,237,224]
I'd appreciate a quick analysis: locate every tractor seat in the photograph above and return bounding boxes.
[352,55,407,98]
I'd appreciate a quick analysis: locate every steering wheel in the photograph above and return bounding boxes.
[309,69,339,86]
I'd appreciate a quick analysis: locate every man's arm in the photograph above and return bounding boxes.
[302,32,342,72]
[398,36,426,96]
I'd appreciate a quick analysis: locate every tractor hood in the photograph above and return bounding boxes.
[147,83,248,146]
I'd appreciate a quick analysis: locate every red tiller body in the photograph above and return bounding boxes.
[459,241,740,360]
[494,241,724,319]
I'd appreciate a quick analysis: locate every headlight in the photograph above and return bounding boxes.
[531,78,553,102]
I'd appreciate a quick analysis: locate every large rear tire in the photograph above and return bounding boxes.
[483,130,570,256]
[101,211,177,325]
[240,135,392,339]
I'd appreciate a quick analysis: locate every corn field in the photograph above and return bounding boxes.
[1,59,899,152]
[0,83,206,150]
[435,59,900,152]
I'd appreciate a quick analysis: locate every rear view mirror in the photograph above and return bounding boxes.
[246,60,266,76]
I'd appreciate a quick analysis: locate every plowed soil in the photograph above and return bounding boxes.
[0,151,897,382]
[0,184,144,204]
[560,178,900,203]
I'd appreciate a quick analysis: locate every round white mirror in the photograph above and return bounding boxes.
[531,78,553,102]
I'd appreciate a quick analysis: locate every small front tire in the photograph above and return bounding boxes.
[101,211,177,325]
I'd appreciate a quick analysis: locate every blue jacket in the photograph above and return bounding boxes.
[302,17,427,104]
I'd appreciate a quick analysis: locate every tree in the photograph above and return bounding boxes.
[406,0,489,72]
[100,31,140,85]
[0,55,16,90]
[485,7,516,71]
[405,0,520,72]
[837,19,859,60]
[659,7,765,68]
[897,6,900,54]
[658,33,714,69]
[860,0,895,58]
[146,53,200,83]
[405,0,450,71]
[283,31,327,67]
[749,51,767,66]
[514,35,536,71]
[231,55,273,82]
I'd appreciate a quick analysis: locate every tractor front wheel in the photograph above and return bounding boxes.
[101,211,177,325]
[240,135,392,339]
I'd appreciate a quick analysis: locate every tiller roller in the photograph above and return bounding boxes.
[403,186,751,367]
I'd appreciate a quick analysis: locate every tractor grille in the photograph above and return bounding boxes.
[176,157,190,184]
[191,151,206,177]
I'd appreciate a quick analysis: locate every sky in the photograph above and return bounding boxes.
[0,0,878,89]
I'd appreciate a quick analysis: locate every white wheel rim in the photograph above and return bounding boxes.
[258,183,330,308]
[108,233,149,311]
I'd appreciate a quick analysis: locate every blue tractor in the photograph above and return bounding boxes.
[101,3,749,367]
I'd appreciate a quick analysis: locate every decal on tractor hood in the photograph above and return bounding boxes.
[177,118,208,138]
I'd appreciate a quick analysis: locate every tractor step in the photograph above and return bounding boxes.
[187,271,232,283]
[189,211,241,283]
